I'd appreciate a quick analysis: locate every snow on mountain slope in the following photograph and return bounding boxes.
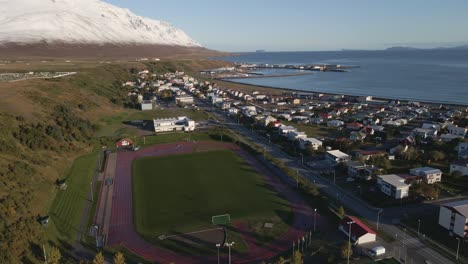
[0,0,201,47]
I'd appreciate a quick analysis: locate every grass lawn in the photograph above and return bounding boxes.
[132,150,292,252]
[47,151,98,245]
[95,108,208,137]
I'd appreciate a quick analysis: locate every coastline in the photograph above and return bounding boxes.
[219,78,468,108]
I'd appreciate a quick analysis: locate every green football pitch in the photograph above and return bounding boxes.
[132,149,292,240]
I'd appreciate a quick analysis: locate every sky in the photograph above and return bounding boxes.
[105,0,468,52]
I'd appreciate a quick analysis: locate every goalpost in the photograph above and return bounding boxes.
[212,214,231,225]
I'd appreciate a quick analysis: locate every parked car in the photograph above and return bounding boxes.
[369,246,386,257]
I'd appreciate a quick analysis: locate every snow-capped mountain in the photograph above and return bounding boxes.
[0,0,201,47]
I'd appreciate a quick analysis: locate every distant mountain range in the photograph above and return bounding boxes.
[385,45,468,51]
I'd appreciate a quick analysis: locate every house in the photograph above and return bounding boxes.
[288,131,307,141]
[279,125,297,135]
[412,128,438,139]
[116,138,135,148]
[355,150,387,161]
[458,143,468,159]
[326,150,351,165]
[227,107,239,115]
[260,116,277,127]
[409,167,442,184]
[422,123,441,131]
[346,122,364,130]
[350,131,367,142]
[174,95,194,105]
[450,160,468,176]
[339,216,376,245]
[377,174,410,199]
[448,125,467,137]
[347,162,380,180]
[140,100,153,111]
[299,137,322,150]
[327,120,345,127]
[153,116,195,133]
[438,200,468,238]
[286,98,301,105]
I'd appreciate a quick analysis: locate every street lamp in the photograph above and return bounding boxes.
[314,208,317,232]
[357,185,362,196]
[376,209,384,230]
[456,237,460,261]
[216,243,221,264]
[417,220,421,236]
[300,153,304,165]
[332,170,336,184]
[347,221,355,264]
[90,181,94,202]
[267,134,271,144]
[226,242,235,264]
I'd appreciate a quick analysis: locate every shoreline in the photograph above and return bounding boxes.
[219,78,468,107]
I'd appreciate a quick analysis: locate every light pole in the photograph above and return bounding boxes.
[296,170,299,188]
[90,181,94,202]
[300,153,304,165]
[347,221,355,264]
[94,225,99,248]
[267,134,271,144]
[357,185,362,196]
[417,220,421,236]
[456,237,460,261]
[226,242,235,264]
[332,170,336,184]
[216,243,221,264]
[313,208,317,232]
[376,209,384,230]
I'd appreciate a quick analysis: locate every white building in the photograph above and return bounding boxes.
[326,150,351,165]
[409,167,442,184]
[448,125,467,137]
[377,174,409,199]
[279,125,297,135]
[450,160,468,176]
[299,137,323,150]
[141,100,153,111]
[339,216,376,245]
[175,95,194,105]
[438,200,468,238]
[153,116,195,133]
[288,131,307,141]
[327,120,345,127]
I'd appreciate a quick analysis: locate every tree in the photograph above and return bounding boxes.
[276,256,286,264]
[341,242,353,259]
[113,252,125,264]
[93,252,105,264]
[428,150,445,162]
[337,206,346,219]
[292,250,303,264]
[48,246,61,264]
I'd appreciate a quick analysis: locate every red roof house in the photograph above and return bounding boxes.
[339,216,376,245]
[116,138,135,148]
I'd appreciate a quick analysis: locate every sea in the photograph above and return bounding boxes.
[217,50,468,105]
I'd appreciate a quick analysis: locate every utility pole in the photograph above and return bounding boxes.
[90,181,93,202]
[42,244,47,264]
[456,237,460,261]
[314,208,317,232]
[417,220,421,236]
[376,209,384,230]
[347,221,355,264]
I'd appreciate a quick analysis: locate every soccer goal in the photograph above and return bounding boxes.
[212,214,231,225]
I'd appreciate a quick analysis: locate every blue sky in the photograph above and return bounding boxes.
[105,0,468,52]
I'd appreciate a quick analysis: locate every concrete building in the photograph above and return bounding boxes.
[153,116,195,133]
[377,174,410,199]
[438,200,468,238]
[140,100,153,111]
[326,150,351,165]
[450,160,468,176]
[339,216,376,245]
[175,95,194,105]
[409,167,442,184]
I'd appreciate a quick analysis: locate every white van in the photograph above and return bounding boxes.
[369,246,386,257]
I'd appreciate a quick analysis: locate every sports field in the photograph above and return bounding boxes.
[132,149,292,239]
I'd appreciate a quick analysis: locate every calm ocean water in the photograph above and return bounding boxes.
[219,50,468,105]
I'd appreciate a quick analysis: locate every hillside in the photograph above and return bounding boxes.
[0,59,230,263]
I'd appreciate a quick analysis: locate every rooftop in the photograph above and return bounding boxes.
[340,216,376,238]
[327,150,350,158]
[378,174,409,188]
[442,200,468,218]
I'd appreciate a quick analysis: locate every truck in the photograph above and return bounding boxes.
[369,246,386,257]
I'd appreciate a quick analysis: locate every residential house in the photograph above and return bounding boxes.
[347,162,380,180]
[326,150,351,165]
[346,122,364,130]
[260,116,277,127]
[412,128,438,139]
[339,216,376,245]
[140,100,153,111]
[288,131,307,141]
[279,126,297,135]
[448,125,467,137]
[438,200,468,238]
[175,95,194,105]
[458,143,468,159]
[377,174,410,199]
[355,150,387,161]
[227,107,239,115]
[350,131,367,142]
[450,160,468,176]
[299,137,323,150]
[409,167,442,184]
[153,117,195,133]
[327,120,345,128]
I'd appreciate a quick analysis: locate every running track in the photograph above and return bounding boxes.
[95,141,322,263]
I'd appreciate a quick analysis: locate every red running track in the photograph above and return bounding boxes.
[99,141,320,264]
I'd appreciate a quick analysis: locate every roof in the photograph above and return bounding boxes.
[452,160,468,167]
[327,150,350,158]
[340,216,376,238]
[411,167,442,174]
[378,174,409,188]
[442,200,468,218]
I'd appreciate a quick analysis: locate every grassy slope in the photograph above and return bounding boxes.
[132,150,292,249]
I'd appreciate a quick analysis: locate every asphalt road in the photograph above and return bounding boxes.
[203,103,457,264]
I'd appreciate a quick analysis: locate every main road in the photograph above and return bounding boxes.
[203,103,456,264]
